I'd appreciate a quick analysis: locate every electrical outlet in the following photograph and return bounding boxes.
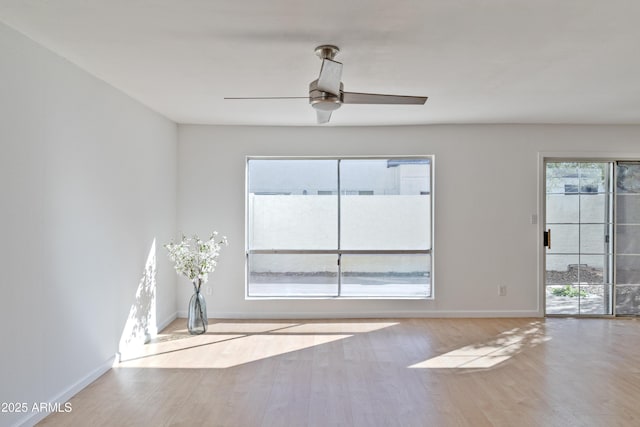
[499,285,507,296]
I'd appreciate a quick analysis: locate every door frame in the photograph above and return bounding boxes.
[538,152,640,317]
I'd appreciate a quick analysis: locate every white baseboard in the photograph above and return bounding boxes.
[15,355,115,427]
[157,311,178,331]
[15,312,179,427]
[176,310,541,319]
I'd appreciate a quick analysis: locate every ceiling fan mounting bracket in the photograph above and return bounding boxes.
[315,45,340,60]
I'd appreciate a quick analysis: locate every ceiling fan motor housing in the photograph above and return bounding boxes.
[309,79,343,111]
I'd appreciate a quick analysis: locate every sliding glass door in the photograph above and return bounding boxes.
[545,160,640,316]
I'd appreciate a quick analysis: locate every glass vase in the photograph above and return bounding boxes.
[188,280,208,335]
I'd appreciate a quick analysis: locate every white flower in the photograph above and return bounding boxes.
[164,233,228,283]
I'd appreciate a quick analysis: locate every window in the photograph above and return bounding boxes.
[246,157,433,298]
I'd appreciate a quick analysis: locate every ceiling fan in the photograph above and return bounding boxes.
[225,45,428,124]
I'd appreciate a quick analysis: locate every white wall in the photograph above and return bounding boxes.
[0,23,177,427]
[177,124,640,318]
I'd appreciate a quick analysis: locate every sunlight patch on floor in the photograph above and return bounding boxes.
[117,321,398,369]
[409,321,550,369]
[280,322,399,334]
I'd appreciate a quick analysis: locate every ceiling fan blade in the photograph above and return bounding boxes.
[224,96,308,100]
[342,92,428,105]
[316,110,332,124]
[317,59,343,95]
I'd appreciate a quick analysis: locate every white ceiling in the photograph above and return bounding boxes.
[1,0,640,126]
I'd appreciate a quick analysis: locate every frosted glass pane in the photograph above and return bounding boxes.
[616,255,640,284]
[616,225,640,254]
[616,285,640,315]
[248,160,337,249]
[340,159,430,250]
[616,194,640,224]
[616,163,640,193]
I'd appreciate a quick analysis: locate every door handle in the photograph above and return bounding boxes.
[543,229,551,249]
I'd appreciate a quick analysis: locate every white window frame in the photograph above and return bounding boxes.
[245,155,434,299]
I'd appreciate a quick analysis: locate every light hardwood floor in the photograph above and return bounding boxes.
[38,317,640,426]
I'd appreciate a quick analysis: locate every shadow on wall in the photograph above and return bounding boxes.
[118,239,157,361]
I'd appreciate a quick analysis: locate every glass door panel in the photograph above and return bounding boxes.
[545,162,613,316]
[615,163,640,315]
